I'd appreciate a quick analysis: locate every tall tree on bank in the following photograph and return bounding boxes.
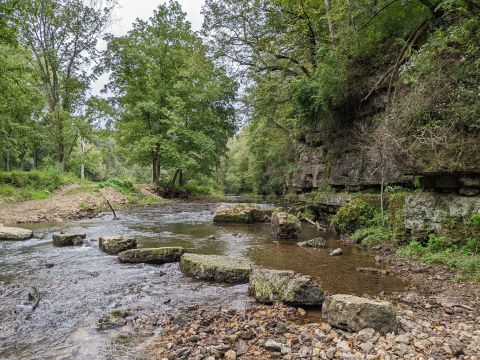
[102,1,237,183]
[13,0,116,170]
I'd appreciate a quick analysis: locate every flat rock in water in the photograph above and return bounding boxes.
[180,253,252,283]
[329,248,343,256]
[249,268,324,306]
[0,225,33,241]
[322,294,397,334]
[213,204,274,223]
[118,247,185,264]
[297,237,326,248]
[271,212,301,239]
[99,235,137,255]
[52,233,86,247]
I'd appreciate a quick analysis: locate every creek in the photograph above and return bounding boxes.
[0,201,405,359]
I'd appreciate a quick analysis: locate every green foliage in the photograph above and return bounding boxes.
[352,226,392,246]
[99,178,138,195]
[398,234,480,280]
[331,198,377,234]
[103,1,237,183]
[0,168,77,201]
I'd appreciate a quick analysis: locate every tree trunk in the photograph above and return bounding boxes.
[380,162,385,227]
[6,150,10,172]
[179,169,184,186]
[81,163,85,181]
[324,0,336,38]
[33,151,38,169]
[152,149,161,183]
[171,169,180,188]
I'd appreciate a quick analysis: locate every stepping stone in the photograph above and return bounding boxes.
[52,233,86,247]
[99,235,136,255]
[271,212,301,239]
[180,253,252,283]
[0,225,33,241]
[322,294,397,334]
[249,268,324,306]
[118,247,185,264]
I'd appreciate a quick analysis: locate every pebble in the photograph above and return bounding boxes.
[224,349,236,360]
[264,339,283,352]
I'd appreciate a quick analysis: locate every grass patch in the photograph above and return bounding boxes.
[0,168,78,201]
[98,178,139,196]
[398,234,480,280]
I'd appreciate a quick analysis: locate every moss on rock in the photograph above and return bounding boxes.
[118,247,185,264]
[180,253,252,283]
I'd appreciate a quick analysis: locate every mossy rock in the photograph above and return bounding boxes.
[118,247,185,264]
[297,237,326,248]
[180,253,252,283]
[248,268,324,306]
[271,211,301,239]
[99,235,137,255]
[52,233,86,247]
[213,204,275,223]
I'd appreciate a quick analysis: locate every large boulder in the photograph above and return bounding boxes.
[180,253,252,283]
[297,237,326,248]
[213,204,274,223]
[52,233,86,247]
[271,212,301,239]
[0,225,33,241]
[322,294,397,334]
[99,235,137,255]
[118,247,184,264]
[249,268,324,306]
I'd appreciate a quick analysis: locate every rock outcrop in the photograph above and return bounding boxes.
[0,225,33,241]
[271,212,301,239]
[248,268,324,306]
[99,235,137,255]
[118,247,184,264]
[213,204,274,223]
[180,253,252,283]
[404,193,480,239]
[322,294,397,334]
[297,237,326,248]
[52,233,86,247]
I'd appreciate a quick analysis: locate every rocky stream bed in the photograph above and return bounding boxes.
[0,202,479,359]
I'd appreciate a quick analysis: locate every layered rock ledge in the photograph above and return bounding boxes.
[213,204,274,223]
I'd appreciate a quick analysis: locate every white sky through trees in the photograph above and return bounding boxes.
[92,0,205,95]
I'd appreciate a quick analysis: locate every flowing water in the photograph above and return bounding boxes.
[0,202,406,359]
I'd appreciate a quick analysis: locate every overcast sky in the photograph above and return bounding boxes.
[92,0,205,95]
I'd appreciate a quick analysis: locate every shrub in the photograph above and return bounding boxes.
[352,226,392,246]
[99,178,137,195]
[331,198,376,234]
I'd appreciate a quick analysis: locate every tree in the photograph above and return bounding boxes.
[13,0,116,170]
[103,1,237,183]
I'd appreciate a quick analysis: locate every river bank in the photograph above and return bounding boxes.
[0,183,167,224]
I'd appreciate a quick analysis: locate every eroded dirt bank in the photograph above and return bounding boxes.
[0,184,163,224]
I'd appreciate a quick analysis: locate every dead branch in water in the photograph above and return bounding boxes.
[103,196,117,220]
[305,218,328,232]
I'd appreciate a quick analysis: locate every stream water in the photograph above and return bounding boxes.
[0,202,406,359]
